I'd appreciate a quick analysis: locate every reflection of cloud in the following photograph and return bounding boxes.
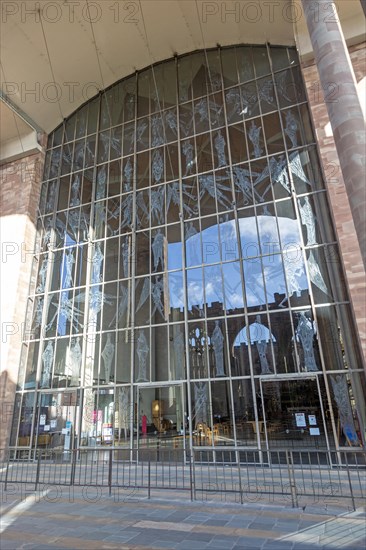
[234,322,276,346]
[175,216,310,309]
[187,281,203,306]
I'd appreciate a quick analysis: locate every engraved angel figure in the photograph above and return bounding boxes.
[101,333,115,383]
[137,331,149,382]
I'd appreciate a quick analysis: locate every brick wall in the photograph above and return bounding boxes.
[302,42,366,365]
[0,138,46,453]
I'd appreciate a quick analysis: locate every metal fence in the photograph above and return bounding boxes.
[1,447,365,510]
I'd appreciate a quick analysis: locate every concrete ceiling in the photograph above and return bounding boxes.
[0,0,364,147]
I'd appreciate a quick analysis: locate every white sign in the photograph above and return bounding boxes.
[50,419,57,429]
[44,425,50,432]
[295,413,306,427]
[310,427,320,436]
[40,414,46,426]
[308,415,317,426]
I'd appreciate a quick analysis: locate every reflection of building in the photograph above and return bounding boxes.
[1,2,366,462]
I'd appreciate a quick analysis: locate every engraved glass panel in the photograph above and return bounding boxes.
[84,135,96,168]
[204,265,224,317]
[102,282,118,331]
[187,268,204,319]
[135,329,150,382]
[257,76,277,114]
[166,182,180,224]
[219,212,239,262]
[98,131,110,163]
[168,271,185,321]
[169,324,186,379]
[201,217,220,264]
[247,118,264,159]
[185,220,202,267]
[119,235,133,280]
[137,151,150,189]
[263,112,284,154]
[229,123,248,164]
[243,258,266,308]
[136,117,149,152]
[293,309,320,373]
[123,123,135,156]
[189,323,209,379]
[115,331,132,383]
[196,133,213,174]
[182,177,199,219]
[167,224,182,270]
[153,325,169,381]
[268,310,297,374]
[115,280,132,329]
[222,262,243,312]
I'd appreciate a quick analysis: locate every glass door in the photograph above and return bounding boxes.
[34,390,80,453]
[135,383,186,459]
[260,377,329,450]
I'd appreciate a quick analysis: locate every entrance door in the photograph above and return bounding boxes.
[135,383,186,458]
[260,377,329,450]
[34,390,80,453]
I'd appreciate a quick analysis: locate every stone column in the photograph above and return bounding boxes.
[301,0,366,268]
[0,141,46,458]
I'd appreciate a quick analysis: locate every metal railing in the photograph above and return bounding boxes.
[1,447,365,510]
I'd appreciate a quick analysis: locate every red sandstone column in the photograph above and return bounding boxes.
[301,0,366,268]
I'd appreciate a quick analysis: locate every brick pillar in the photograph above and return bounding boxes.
[301,0,366,268]
[0,140,46,457]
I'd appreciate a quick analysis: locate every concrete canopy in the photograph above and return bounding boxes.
[0,0,364,142]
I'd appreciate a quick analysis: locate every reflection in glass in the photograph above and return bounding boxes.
[136,330,149,382]
[295,311,318,372]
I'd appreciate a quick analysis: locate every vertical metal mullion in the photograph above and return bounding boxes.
[221,46,261,454]
[269,45,338,448]
[176,55,194,459]
[130,72,138,458]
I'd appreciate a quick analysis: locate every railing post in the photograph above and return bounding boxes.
[190,450,196,502]
[35,451,41,492]
[70,449,76,487]
[4,450,11,492]
[344,452,356,512]
[237,454,243,505]
[148,458,151,499]
[108,448,113,496]
[286,450,298,508]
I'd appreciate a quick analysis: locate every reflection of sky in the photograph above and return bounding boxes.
[169,217,309,310]
[234,321,276,346]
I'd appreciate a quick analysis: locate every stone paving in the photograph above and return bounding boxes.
[0,486,365,549]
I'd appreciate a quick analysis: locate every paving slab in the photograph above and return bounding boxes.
[1,488,364,550]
